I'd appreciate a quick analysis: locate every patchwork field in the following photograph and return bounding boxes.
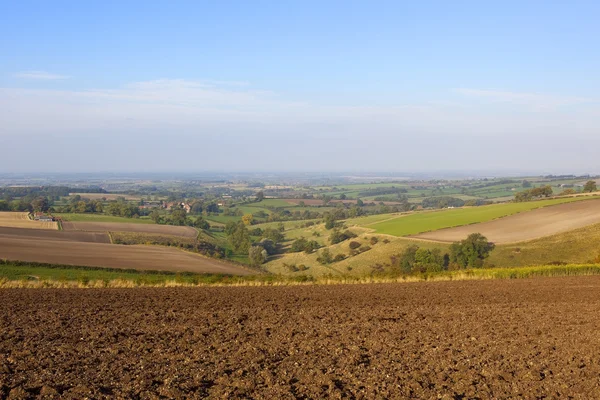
[0,212,58,230]
[362,196,597,237]
[2,277,600,397]
[62,221,198,238]
[0,235,250,274]
[414,199,600,243]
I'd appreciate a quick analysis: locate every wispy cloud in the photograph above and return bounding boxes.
[454,88,595,111]
[14,70,69,80]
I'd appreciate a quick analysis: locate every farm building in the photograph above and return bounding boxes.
[33,213,54,222]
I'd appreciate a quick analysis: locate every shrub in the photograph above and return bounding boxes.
[330,229,357,245]
[283,263,299,272]
[298,264,309,271]
[317,248,333,264]
[382,238,390,244]
[349,241,361,250]
[358,245,371,253]
[370,237,379,245]
[333,254,346,263]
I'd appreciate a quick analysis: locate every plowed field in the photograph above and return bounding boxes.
[62,222,197,238]
[2,277,600,398]
[0,226,109,243]
[414,199,600,243]
[0,237,250,275]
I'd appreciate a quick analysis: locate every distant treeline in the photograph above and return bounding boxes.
[0,186,105,201]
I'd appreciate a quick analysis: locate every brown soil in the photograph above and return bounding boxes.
[0,236,250,275]
[1,277,600,398]
[62,222,198,238]
[0,226,110,243]
[414,199,600,244]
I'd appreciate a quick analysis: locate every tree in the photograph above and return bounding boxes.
[356,198,364,207]
[522,180,532,188]
[194,217,210,230]
[339,193,347,200]
[242,214,254,225]
[248,246,267,266]
[262,228,284,243]
[324,213,336,230]
[583,180,597,193]
[170,209,188,226]
[449,233,495,269]
[255,191,265,202]
[228,222,250,253]
[150,210,161,223]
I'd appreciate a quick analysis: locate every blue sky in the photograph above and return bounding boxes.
[1,1,599,173]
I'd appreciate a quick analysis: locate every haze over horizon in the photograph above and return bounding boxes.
[2,1,599,173]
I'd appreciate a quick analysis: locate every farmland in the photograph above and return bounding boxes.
[2,277,600,397]
[361,196,597,237]
[62,221,198,238]
[0,233,250,275]
[68,193,142,201]
[414,199,600,243]
[0,212,58,230]
[0,226,110,243]
[56,213,153,223]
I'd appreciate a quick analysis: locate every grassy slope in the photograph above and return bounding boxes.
[264,221,450,278]
[489,222,600,267]
[363,197,595,237]
[266,200,600,277]
[56,213,154,224]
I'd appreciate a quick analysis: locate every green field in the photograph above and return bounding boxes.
[0,261,202,284]
[55,213,154,224]
[363,197,594,237]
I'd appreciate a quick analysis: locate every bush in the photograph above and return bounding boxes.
[382,238,390,244]
[298,264,309,271]
[283,263,299,272]
[358,245,371,253]
[349,241,361,250]
[329,229,357,245]
[370,237,379,245]
[317,248,333,264]
[333,254,346,262]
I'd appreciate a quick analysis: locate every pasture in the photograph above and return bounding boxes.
[0,212,58,230]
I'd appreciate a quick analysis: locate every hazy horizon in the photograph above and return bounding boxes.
[2,1,599,173]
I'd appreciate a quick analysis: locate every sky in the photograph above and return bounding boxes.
[1,0,599,174]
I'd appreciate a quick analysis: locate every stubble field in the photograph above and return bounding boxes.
[0,212,57,230]
[1,277,600,398]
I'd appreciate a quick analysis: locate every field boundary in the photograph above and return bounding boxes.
[2,261,600,288]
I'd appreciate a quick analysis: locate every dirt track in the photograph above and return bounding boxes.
[1,277,600,398]
[62,222,198,238]
[0,236,250,275]
[414,199,600,243]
